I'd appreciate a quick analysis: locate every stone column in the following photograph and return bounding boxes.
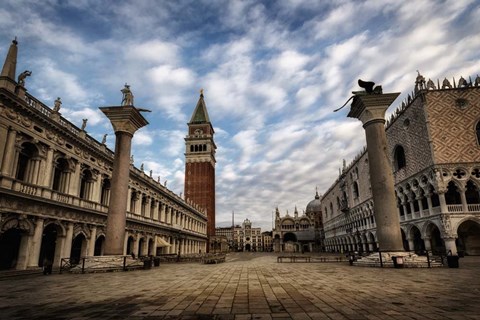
[28,217,44,268]
[347,91,404,252]
[100,105,148,255]
[438,192,448,213]
[426,195,433,216]
[444,237,458,255]
[42,147,54,187]
[1,127,17,176]
[88,226,97,256]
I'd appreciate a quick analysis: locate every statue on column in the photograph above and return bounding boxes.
[81,119,88,131]
[121,84,134,106]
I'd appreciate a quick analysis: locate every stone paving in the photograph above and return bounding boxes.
[0,252,479,320]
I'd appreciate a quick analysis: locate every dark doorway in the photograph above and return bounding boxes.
[412,227,425,254]
[71,234,86,264]
[245,243,251,251]
[457,220,480,255]
[0,229,22,270]
[94,236,104,256]
[126,237,134,256]
[39,224,58,267]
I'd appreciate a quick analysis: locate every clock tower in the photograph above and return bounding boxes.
[184,90,216,250]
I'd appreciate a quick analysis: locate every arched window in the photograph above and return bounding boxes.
[190,145,194,152]
[79,169,94,200]
[15,142,39,183]
[100,177,111,205]
[445,181,462,205]
[465,180,480,204]
[394,145,406,170]
[203,144,207,151]
[353,182,359,199]
[476,121,480,145]
[330,202,334,216]
[52,158,70,193]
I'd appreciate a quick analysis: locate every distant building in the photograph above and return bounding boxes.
[215,219,263,251]
[322,73,480,256]
[261,231,273,252]
[273,193,322,253]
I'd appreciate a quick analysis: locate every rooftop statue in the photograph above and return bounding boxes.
[102,134,107,144]
[17,70,32,87]
[53,97,62,112]
[81,118,88,130]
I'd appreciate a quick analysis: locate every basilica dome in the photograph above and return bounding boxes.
[306,191,321,213]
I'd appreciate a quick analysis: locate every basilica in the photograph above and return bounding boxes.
[0,40,210,270]
[321,73,480,256]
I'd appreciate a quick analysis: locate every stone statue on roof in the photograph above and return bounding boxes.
[53,97,62,112]
[81,119,87,130]
[17,70,32,87]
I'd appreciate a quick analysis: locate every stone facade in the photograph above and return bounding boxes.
[215,219,264,251]
[322,74,480,256]
[0,40,208,270]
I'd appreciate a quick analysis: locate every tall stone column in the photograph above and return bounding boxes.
[347,89,404,252]
[100,105,148,255]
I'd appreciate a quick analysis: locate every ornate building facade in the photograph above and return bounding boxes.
[184,91,216,251]
[0,40,208,270]
[272,191,324,253]
[322,73,480,256]
[215,219,263,251]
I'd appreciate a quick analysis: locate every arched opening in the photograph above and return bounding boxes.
[476,121,480,145]
[445,181,462,204]
[429,185,440,208]
[52,157,70,193]
[283,232,297,253]
[148,238,154,255]
[410,226,425,254]
[71,234,87,264]
[394,145,406,171]
[79,169,93,200]
[94,235,105,256]
[190,145,194,152]
[138,238,145,257]
[0,228,22,270]
[39,224,59,267]
[353,182,359,199]
[429,225,445,254]
[15,142,39,183]
[397,196,405,216]
[457,220,480,255]
[245,243,251,251]
[126,236,135,256]
[401,229,408,251]
[100,178,111,206]
[465,180,480,204]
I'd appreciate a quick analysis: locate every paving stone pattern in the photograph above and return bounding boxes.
[0,253,479,320]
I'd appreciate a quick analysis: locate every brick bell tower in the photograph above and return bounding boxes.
[184,90,216,251]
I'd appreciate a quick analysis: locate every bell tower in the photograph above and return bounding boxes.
[184,90,216,250]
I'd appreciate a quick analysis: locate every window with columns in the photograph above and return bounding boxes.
[100,177,111,205]
[445,181,462,205]
[465,180,480,204]
[15,142,40,183]
[52,157,71,193]
[79,168,94,200]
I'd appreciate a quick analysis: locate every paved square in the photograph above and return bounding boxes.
[1,253,479,319]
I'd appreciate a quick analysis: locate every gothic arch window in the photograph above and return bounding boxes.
[465,180,480,204]
[52,157,70,193]
[194,145,199,152]
[393,145,406,171]
[397,196,404,216]
[190,145,194,152]
[15,142,39,183]
[476,121,480,145]
[330,202,334,216]
[445,181,462,205]
[353,182,359,199]
[203,144,207,151]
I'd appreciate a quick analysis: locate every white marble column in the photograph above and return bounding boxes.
[27,218,44,268]
[88,226,97,256]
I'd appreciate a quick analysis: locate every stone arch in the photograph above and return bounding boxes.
[408,224,425,253]
[465,180,480,204]
[393,144,406,171]
[15,141,41,183]
[456,218,480,255]
[445,180,462,205]
[424,222,445,254]
[0,216,34,235]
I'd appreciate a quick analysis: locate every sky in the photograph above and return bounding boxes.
[1,0,479,231]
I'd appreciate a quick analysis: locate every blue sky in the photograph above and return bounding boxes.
[1,0,479,230]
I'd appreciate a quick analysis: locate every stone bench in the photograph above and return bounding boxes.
[277,256,311,263]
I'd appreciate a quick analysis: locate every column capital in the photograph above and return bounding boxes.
[99,106,149,135]
[347,92,400,126]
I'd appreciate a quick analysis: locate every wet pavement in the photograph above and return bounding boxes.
[0,252,479,319]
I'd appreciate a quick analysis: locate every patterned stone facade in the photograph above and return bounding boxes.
[322,74,480,256]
